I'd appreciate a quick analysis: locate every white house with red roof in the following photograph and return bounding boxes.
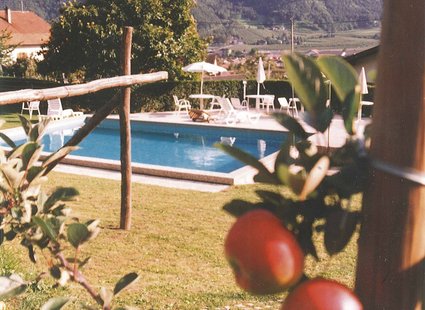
[0,7,51,61]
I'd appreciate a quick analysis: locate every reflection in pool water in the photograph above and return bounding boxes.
[12,120,287,174]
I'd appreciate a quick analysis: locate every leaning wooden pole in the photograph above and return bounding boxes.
[0,72,167,106]
[119,26,133,230]
[355,0,425,309]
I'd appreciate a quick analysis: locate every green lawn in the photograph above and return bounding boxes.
[2,172,360,309]
[0,113,38,129]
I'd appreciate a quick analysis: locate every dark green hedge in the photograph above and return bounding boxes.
[0,77,61,113]
[130,79,295,113]
[0,77,375,116]
[54,79,300,113]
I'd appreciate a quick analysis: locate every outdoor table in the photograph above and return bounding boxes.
[189,94,216,110]
[357,100,374,121]
[245,94,275,110]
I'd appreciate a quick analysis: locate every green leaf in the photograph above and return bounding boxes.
[29,119,50,143]
[275,164,306,195]
[42,146,79,172]
[44,187,79,210]
[214,143,278,184]
[113,272,139,296]
[50,266,61,279]
[79,256,91,269]
[18,115,32,136]
[5,229,17,241]
[27,166,47,184]
[67,223,89,248]
[33,216,57,241]
[255,190,285,207]
[273,113,311,140]
[40,297,70,310]
[316,56,358,102]
[341,89,361,135]
[283,53,328,114]
[0,164,25,190]
[327,163,368,198]
[324,208,359,255]
[274,142,297,172]
[222,199,257,217]
[0,132,16,148]
[22,142,42,171]
[7,143,27,160]
[28,244,37,263]
[297,223,319,260]
[0,274,27,299]
[301,107,334,133]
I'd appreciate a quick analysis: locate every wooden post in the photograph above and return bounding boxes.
[119,26,133,230]
[355,0,425,309]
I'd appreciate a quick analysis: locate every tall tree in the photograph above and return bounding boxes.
[0,30,15,68]
[38,0,206,81]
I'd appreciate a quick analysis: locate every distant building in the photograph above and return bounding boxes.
[345,45,379,80]
[0,7,51,61]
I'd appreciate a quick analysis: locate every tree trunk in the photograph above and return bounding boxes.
[119,27,133,230]
[355,0,425,309]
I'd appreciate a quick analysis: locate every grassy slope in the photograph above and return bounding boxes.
[5,172,359,309]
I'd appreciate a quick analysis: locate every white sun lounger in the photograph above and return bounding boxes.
[217,97,261,125]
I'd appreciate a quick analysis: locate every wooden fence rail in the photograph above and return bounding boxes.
[0,72,168,105]
[1,70,168,231]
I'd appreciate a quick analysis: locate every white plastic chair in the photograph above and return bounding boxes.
[21,101,40,119]
[39,98,83,121]
[173,95,191,115]
[230,98,248,110]
[47,98,63,116]
[259,96,275,113]
[278,97,298,117]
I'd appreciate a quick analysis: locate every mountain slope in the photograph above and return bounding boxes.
[2,0,383,44]
[194,0,382,43]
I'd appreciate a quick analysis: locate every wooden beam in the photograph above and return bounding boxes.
[355,0,425,308]
[119,26,133,230]
[0,72,168,105]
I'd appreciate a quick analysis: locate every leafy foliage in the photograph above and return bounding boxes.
[218,54,369,263]
[0,117,138,309]
[38,0,206,82]
[0,30,15,68]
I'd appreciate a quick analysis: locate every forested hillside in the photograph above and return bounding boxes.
[193,0,383,43]
[0,0,61,21]
[1,0,382,44]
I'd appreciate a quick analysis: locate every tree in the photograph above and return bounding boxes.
[0,30,15,69]
[38,0,206,81]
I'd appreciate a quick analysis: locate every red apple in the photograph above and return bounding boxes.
[281,278,363,310]
[224,209,304,295]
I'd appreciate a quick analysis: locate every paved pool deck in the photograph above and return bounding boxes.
[49,111,370,192]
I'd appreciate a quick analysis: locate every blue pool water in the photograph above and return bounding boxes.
[11,119,288,173]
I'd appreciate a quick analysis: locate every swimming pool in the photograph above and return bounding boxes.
[5,117,288,184]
